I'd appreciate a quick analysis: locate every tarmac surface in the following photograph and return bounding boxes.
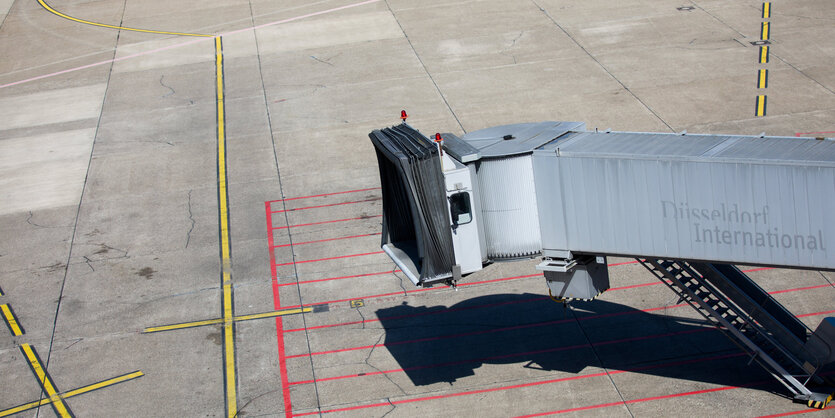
[1,0,834,416]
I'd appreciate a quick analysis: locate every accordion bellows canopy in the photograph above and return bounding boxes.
[369,124,455,284]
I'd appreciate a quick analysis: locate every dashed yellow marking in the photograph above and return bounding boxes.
[1,304,23,336]
[20,344,72,418]
[759,45,769,63]
[0,371,144,417]
[762,2,771,19]
[758,69,768,89]
[761,21,770,40]
[37,0,212,37]
[756,95,767,117]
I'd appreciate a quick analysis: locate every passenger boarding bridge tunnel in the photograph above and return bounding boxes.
[369,120,835,409]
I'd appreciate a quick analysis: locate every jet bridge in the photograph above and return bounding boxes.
[368,120,835,408]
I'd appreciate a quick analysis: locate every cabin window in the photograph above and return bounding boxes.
[449,192,472,226]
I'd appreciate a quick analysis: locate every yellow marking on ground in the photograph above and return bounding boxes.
[759,45,769,63]
[0,371,144,417]
[762,2,771,19]
[143,308,313,333]
[756,95,767,117]
[37,0,212,37]
[143,318,224,333]
[1,304,23,336]
[234,307,312,321]
[215,35,237,418]
[20,344,72,418]
[761,21,770,40]
[758,69,768,88]
[5,374,142,415]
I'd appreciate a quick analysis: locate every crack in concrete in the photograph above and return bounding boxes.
[364,332,407,395]
[185,189,195,249]
[309,54,336,66]
[357,305,367,329]
[82,256,95,272]
[235,388,283,417]
[379,398,396,418]
[26,211,69,229]
[159,74,175,98]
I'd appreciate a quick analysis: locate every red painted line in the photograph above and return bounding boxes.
[608,260,640,267]
[277,270,397,288]
[798,309,835,317]
[272,214,381,230]
[266,187,381,204]
[293,352,747,416]
[274,251,385,267]
[286,282,828,359]
[266,201,293,418]
[272,198,380,213]
[771,284,832,295]
[271,233,381,248]
[287,276,665,333]
[743,267,774,273]
[795,131,835,137]
[757,406,835,417]
[526,370,835,417]
[280,273,542,315]
[287,293,550,333]
[517,384,751,417]
[283,262,755,334]
[285,302,679,359]
[289,328,712,385]
[266,202,279,300]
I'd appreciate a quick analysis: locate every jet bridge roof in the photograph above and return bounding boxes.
[538,131,835,166]
[531,128,835,271]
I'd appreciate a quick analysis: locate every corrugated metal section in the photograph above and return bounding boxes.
[544,131,835,165]
[460,121,584,158]
[533,132,835,270]
[477,155,542,259]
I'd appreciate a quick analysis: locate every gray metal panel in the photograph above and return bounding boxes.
[460,121,584,158]
[533,137,835,270]
[539,131,835,166]
[439,133,480,163]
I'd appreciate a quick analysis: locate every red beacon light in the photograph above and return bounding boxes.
[400,110,408,121]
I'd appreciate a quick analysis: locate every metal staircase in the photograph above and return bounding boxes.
[638,259,834,408]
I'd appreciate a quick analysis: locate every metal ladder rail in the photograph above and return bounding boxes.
[693,264,828,387]
[638,259,814,397]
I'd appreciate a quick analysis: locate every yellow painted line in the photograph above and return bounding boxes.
[63,371,144,397]
[1,304,23,336]
[761,21,770,40]
[756,95,767,117]
[37,0,212,37]
[0,398,45,417]
[20,344,72,418]
[215,35,237,418]
[234,307,312,322]
[144,307,312,333]
[758,69,768,89]
[2,373,143,416]
[143,318,223,333]
[762,2,771,19]
[759,45,769,63]
[0,371,144,417]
